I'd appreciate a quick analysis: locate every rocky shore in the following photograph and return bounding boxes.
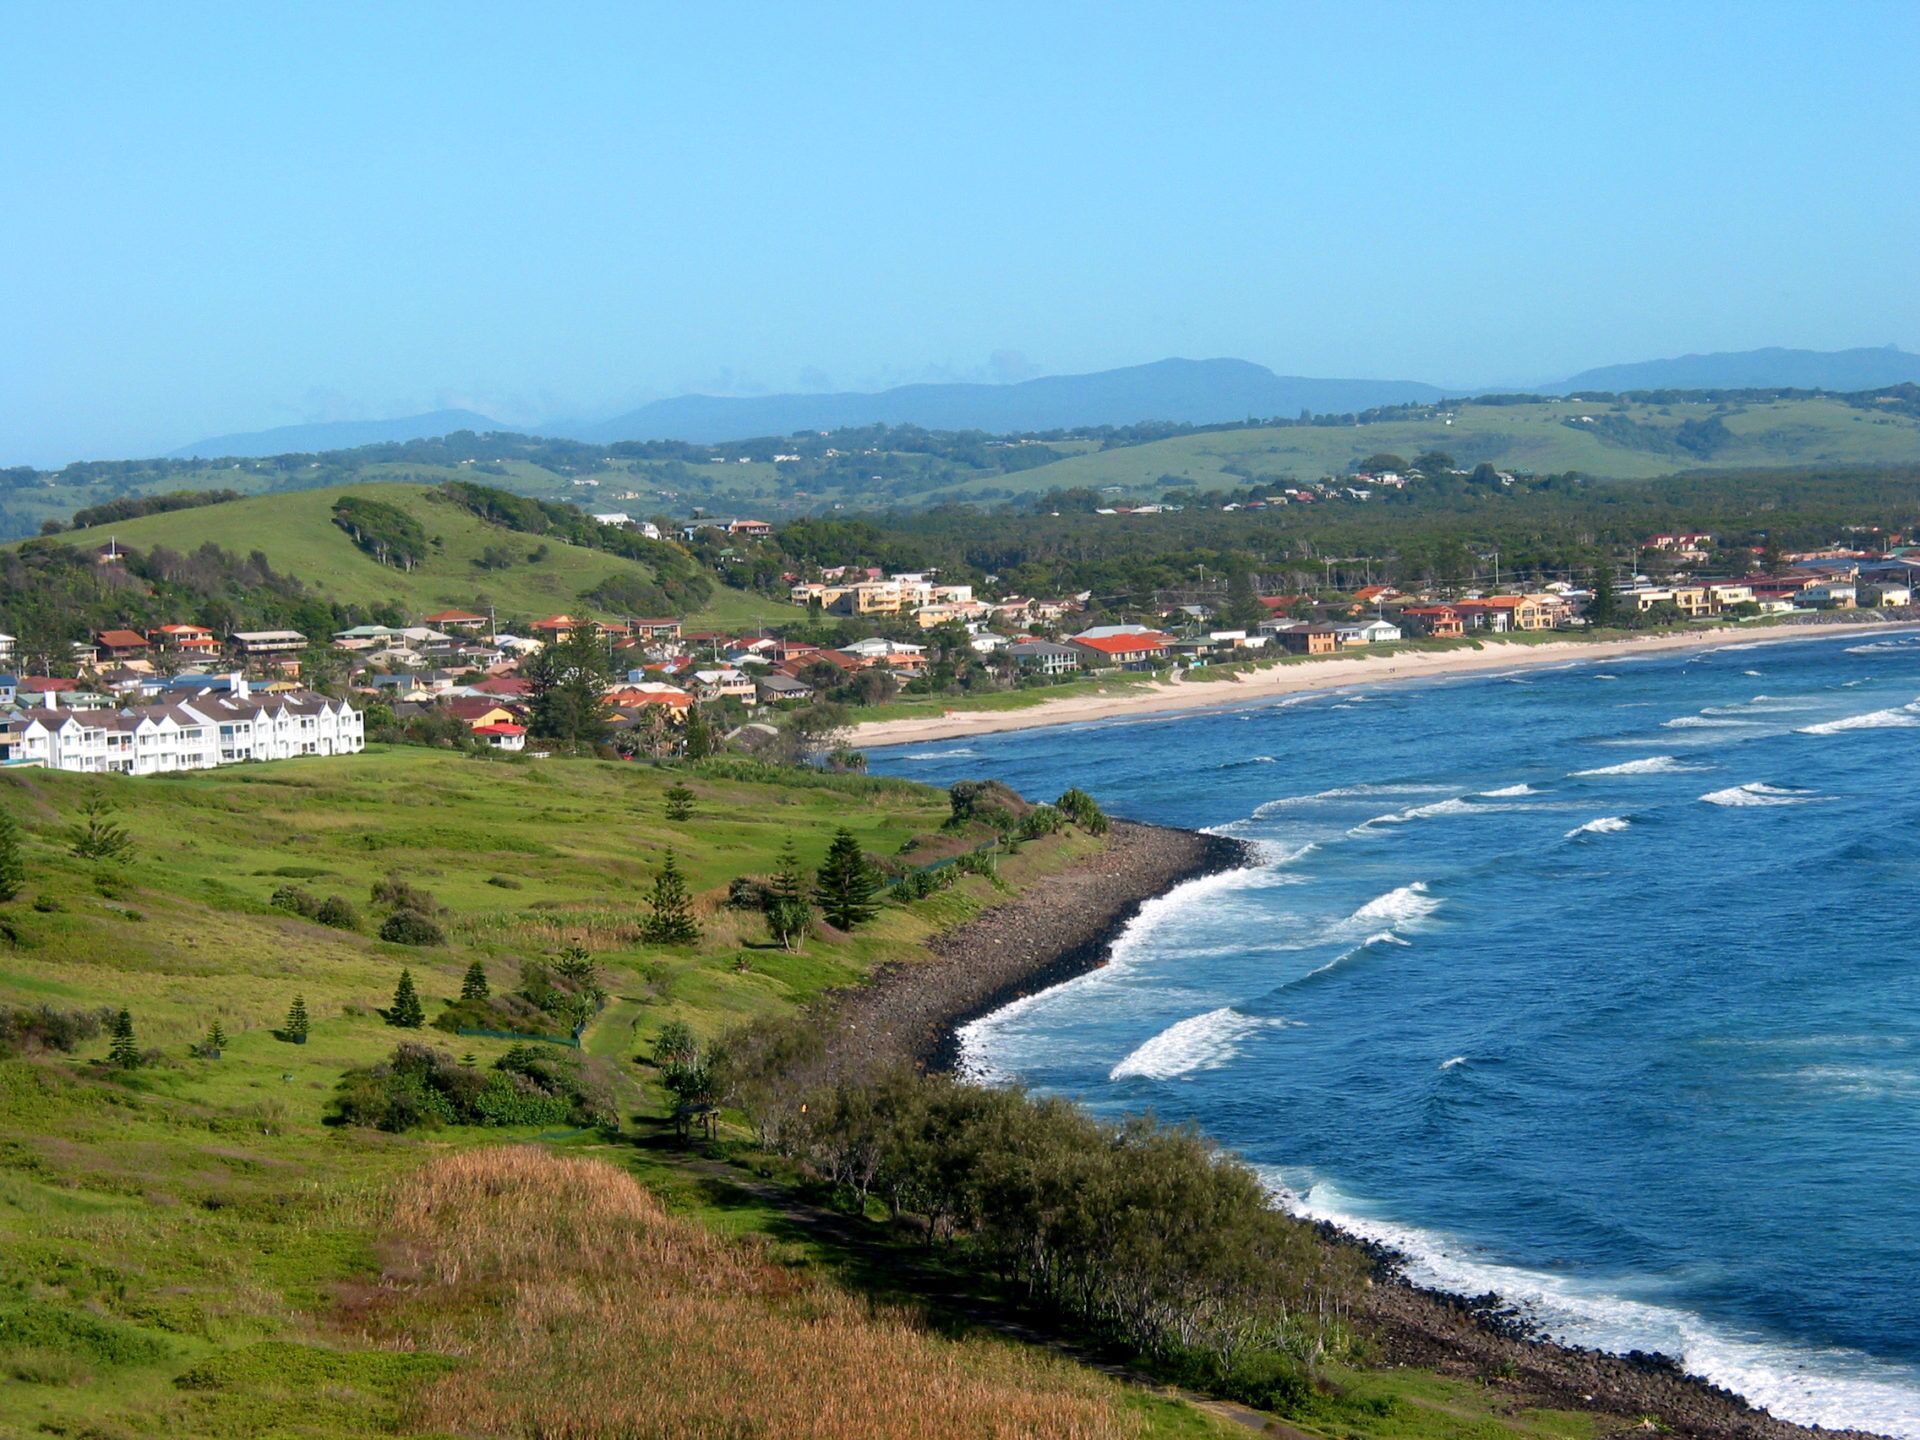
[826,819,1247,1073]
[833,820,1886,1440]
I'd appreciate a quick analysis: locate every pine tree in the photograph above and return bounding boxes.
[1588,563,1620,628]
[664,783,695,822]
[641,849,701,944]
[69,797,134,862]
[1224,564,1267,633]
[460,960,490,1000]
[813,827,881,930]
[285,994,309,1044]
[388,968,425,1028]
[202,1019,227,1057]
[0,810,24,903]
[764,838,810,952]
[682,705,714,760]
[107,1009,141,1068]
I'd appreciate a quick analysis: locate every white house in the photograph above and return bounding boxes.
[0,631,15,663]
[690,668,756,703]
[1335,619,1404,646]
[5,686,365,775]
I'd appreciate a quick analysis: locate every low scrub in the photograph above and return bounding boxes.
[331,1042,616,1131]
[376,1147,1141,1439]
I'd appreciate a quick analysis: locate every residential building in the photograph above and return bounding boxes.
[150,624,219,653]
[95,629,152,660]
[1399,605,1464,639]
[3,687,362,774]
[1264,622,1342,655]
[0,632,13,664]
[473,722,527,751]
[754,672,816,703]
[1068,630,1172,670]
[423,609,490,631]
[690,668,756,703]
[1336,619,1403,646]
[1006,640,1083,676]
[228,629,308,657]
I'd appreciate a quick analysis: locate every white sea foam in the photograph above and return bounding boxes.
[1108,1007,1293,1081]
[1798,702,1920,735]
[1592,673,1618,681]
[1343,882,1442,935]
[1262,1173,1920,1438]
[1252,782,1454,817]
[1439,1055,1469,1070]
[1480,783,1537,798]
[1351,797,1476,830]
[901,747,981,760]
[1565,815,1631,837]
[1664,715,1755,729]
[1571,755,1705,777]
[1846,639,1920,654]
[1701,782,1817,808]
[1743,669,1763,677]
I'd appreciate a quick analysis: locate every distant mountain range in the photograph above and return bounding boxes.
[168,347,1920,459]
[1550,345,1920,394]
[169,408,506,460]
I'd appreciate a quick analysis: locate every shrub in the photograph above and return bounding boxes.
[0,1005,114,1056]
[331,1042,614,1132]
[485,874,523,890]
[371,874,438,914]
[1055,787,1111,835]
[270,885,321,918]
[314,895,359,930]
[1017,805,1065,840]
[380,910,444,946]
[945,780,1027,834]
[0,811,24,903]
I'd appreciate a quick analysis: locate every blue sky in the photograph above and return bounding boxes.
[4,1,1917,465]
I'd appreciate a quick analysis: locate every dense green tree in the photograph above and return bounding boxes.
[106,1009,141,1068]
[1223,564,1266,632]
[460,960,490,1001]
[197,1019,226,1058]
[813,827,882,930]
[664,783,694,821]
[0,810,24,902]
[525,624,612,744]
[284,994,309,1044]
[641,849,701,944]
[1588,563,1620,627]
[682,704,715,759]
[387,969,425,1028]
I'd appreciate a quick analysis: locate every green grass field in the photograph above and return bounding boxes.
[31,482,796,629]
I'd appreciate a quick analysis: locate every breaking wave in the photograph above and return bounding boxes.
[1700,782,1818,808]
[1108,1007,1290,1081]
[1565,815,1631,838]
[1798,702,1920,735]
[1571,755,1706,777]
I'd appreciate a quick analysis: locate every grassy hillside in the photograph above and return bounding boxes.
[37,482,793,628]
[0,750,1182,1438]
[925,394,1920,498]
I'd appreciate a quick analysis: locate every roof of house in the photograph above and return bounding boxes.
[473,722,527,736]
[96,630,150,648]
[1070,631,1172,654]
[424,609,487,623]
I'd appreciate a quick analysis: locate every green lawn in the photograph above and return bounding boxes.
[30,482,797,630]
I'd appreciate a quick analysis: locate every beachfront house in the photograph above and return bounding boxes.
[1006,640,1083,676]
[1263,622,1342,655]
[1399,605,1464,639]
[1067,630,1172,671]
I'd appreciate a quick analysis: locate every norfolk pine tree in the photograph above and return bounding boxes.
[814,827,881,930]
[642,849,700,944]
[460,960,491,1001]
[285,995,310,1043]
[388,969,426,1028]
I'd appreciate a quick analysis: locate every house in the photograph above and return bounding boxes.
[1006,640,1083,676]
[690,668,756,703]
[423,609,489,631]
[228,630,308,657]
[472,722,527,752]
[530,615,584,643]
[7,687,364,775]
[0,632,14,663]
[1264,622,1342,655]
[149,624,219,653]
[727,519,775,538]
[1798,581,1857,609]
[440,698,522,730]
[1399,605,1463,639]
[1861,579,1914,607]
[840,637,926,663]
[632,618,682,641]
[1351,585,1401,606]
[1336,619,1403,646]
[95,629,152,660]
[1067,630,1172,670]
[470,675,533,698]
[607,682,694,715]
[754,672,816,703]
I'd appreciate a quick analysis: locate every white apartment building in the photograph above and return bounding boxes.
[0,686,363,775]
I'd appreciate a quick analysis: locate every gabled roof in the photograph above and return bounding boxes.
[1070,631,1172,654]
[96,629,151,649]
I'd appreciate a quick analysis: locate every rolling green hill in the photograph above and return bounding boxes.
[37,483,794,629]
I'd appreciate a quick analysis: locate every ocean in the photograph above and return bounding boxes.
[868,631,1920,1437]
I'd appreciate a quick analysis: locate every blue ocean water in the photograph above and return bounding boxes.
[869,631,1920,1436]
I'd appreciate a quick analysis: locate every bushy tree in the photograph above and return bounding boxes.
[1055,787,1111,835]
[284,994,309,1044]
[682,705,715,759]
[813,827,881,930]
[1588,562,1619,627]
[460,960,490,1001]
[663,783,694,822]
[106,1009,141,1068]
[641,850,700,944]
[0,811,24,902]
[388,969,425,1028]
[525,625,612,744]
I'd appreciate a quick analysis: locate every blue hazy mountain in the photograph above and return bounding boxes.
[169,409,506,459]
[561,359,1450,443]
[1549,345,1920,394]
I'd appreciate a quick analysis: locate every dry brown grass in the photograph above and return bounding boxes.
[371,1147,1145,1440]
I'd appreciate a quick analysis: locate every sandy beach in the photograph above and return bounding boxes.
[853,616,1920,748]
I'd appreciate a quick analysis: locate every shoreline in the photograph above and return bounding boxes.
[852,613,1920,748]
[847,821,1889,1440]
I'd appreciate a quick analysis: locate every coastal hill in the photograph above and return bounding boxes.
[32,482,792,629]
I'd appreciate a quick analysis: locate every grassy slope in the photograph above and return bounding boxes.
[924,395,1920,498]
[34,482,795,629]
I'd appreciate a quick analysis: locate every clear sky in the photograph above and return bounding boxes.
[5,1,1917,466]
